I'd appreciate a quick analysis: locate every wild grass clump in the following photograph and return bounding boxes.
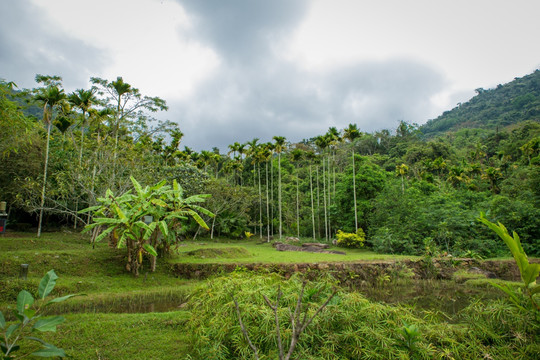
[184,273,539,359]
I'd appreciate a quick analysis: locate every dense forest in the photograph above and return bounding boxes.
[1,71,539,257]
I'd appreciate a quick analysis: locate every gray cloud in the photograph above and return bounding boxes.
[0,0,109,89]
[179,0,309,65]
[174,56,446,151]
[171,0,447,151]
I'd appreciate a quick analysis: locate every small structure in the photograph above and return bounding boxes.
[0,201,7,234]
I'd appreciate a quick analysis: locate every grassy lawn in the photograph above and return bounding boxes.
[0,231,198,312]
[170,239,420,264]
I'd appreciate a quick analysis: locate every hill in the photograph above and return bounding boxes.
[421,70,540,137]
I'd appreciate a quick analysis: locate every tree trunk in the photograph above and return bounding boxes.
[322,155,328,241]
[352,150,358,230]
[37,121,52,238]
[278,152,282,239]
[296,165,300,238]
[258,164,262,239]
[310,164,315,240]
[266,161,271,242]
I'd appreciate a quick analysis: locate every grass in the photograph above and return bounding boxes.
[38,311,191,359]
[1,231,536,359]
[0,231,199,313]
[170,240,419,264]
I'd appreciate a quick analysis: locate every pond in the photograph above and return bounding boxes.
[355,279,503,317]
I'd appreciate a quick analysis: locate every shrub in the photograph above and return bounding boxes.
[336,228,365,248]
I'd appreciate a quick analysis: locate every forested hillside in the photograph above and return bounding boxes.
[1,73,539,258]
[421,70,540,136]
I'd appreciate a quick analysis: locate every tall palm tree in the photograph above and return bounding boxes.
[291,148,304,238]
[315,135,329,241]
[261,144,273,241]
[343,124,361,230]
[69,88,97,228]
[69,88,97,165]
[35,83,67,237]
[304,151,317,240]
[273,136,286,239]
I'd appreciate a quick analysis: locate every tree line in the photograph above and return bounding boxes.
[1,74,539,257]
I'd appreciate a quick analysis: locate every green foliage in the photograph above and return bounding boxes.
[335,228,365,248]
[0,270,77,359]
[82,177,213,276]
[478,213,540,312]
[184,273,540,359]
[422,70,540,136]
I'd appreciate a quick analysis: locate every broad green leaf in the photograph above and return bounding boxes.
[24,308,36,319]
[46,294,83,305]
[32,316,65,332]
[151,179,167,191]
[189,211,210,230]
[31,344,67,357]
[78,205,101,214]
[38,270,59,300]
[151,198,168,207]
[522,263,540,287]
[95,226,115,243]
[130,176,143,196]
[530,285,540,295]
[143,244,158,257]
[17,290,34,314]
[158,220,169,237]
[190,204,215,218]
[112,204,127,222]
[117,233,127,248]
[172,179,181,193]
[6,323,20,339]
[0,311,4,329]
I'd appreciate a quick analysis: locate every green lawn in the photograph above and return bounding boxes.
[170,240,419,264]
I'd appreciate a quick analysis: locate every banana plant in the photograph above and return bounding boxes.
[82,177,213,276]
[1,270,78,359]
[478,212,540,312]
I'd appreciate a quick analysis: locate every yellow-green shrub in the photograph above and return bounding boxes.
[336,228,365,248]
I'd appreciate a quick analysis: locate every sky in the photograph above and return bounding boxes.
[2,0,539,151]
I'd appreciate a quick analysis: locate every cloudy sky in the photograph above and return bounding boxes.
[2,0,539,151]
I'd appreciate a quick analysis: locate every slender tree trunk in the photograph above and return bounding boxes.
[258,164,262,239]
[211,215,216,239]
[271,155,274,235]
[296,164,300,238]
[37,121,52,238]
[316,165,320,239]
[327,156,332,240]
[74,111,86,229]
[322,155,328,241]
[266,161,270,242]
[253,162,257,235]
[278,152,282,239]
[352,150,358,230]
[310,164,315,240]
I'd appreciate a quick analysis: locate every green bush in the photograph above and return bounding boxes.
[184,273,540,359]
[336,228,365,248]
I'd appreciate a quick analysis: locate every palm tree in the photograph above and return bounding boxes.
[396,163,409,194]
[315,135,329,241]
[273,136,286,239]
[69,88,97,228]
[343,124,361,230]
[35,82,67,237]
[304,151,317,240]
[291,148,304,238]
[261,144,273,241]
[69,89,96,165]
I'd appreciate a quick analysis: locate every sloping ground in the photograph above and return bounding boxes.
[170,258,526,282]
